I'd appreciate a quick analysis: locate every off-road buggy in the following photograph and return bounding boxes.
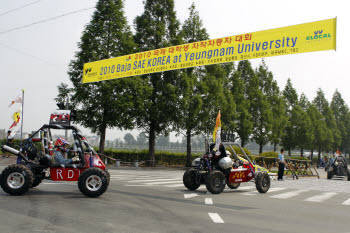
[183,142,270,194]
[1,123,110,197]
[326,155,350,180]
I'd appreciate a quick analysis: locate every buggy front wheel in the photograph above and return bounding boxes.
[205,171,226,194]
[255,172,270,193]
[78,168,108,197]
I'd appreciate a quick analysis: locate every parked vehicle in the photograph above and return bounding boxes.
[183,142,270,194]
[327,155,350,180]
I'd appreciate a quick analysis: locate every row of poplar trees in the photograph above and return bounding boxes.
[57,0,350,166]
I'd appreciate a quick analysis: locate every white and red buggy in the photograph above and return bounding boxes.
[1,123,109,197]
[183,142,270,194]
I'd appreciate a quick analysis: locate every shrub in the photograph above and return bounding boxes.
[99,148,202,166]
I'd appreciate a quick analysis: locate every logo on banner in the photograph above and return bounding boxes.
[85,68,92,75]
[306,30,331,41]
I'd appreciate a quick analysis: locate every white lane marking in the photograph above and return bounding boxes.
[237,186,255,191]
[124,184,151,187]
[128,178,180,183]
[305,192,337,203]
[205,198,213,205]
[342,198,350,205]
[110,175,153,178]
[241,192,256,196]
[132,177,182,180]
[271,190,308,199]
[268,187,287,192]
[144,181,183,185]
[165,184,184,187]
[184,193,199,199]
[208,213,224,223]
[241,187,287,196]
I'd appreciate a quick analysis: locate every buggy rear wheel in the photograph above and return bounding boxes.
[205,171,225,194]
[78,168,108,197]
[104,169,111,185]
[0,164,33,195]
[255,172,270,193]
[183,168,200,191]
[327,170,334,179]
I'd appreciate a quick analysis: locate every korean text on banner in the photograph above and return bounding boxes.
[82,18,336,83]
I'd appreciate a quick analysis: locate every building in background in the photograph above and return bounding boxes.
[0,129,6,139]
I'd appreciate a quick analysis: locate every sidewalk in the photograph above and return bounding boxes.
[0,156,16,165]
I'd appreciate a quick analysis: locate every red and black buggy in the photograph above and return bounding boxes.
[1,123,110,197]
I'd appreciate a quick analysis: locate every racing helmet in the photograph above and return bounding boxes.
[54,137,70,151]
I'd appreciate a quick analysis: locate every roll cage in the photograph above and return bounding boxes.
[24,124,97,168]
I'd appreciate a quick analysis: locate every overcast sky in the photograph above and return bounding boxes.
[0,0,348,141]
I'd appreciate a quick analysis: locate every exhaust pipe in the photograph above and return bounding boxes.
[1,145,29,162]
[2,145,20,155]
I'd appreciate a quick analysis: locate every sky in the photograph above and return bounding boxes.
[0,0,348,141]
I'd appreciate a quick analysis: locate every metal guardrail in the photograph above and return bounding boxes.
[98,153,144,168]
[253,156,319,179]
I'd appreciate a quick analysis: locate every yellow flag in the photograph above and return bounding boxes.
[213,110,221,143]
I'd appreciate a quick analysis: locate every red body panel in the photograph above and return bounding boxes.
[50,168,86,181]
[49,154,106,182]
[229,168,254,183]
[84,154,106,170]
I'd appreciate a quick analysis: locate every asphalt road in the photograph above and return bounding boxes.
[1,165,350,233]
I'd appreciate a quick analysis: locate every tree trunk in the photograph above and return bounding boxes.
[99,125,106,154]
[241,139,245,147]
[317,145,321,167]
[288,148,291,156]
[149,123,156,167]
[186,129,192,167]
[310,148,314,164]
[273,143,277,152]
[259,143,263,154]
[300,148,304,157]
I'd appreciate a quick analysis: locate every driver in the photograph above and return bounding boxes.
[211,143,227,168]
[54,137,79,165]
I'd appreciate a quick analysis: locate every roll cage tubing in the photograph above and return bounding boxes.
[25,124,97,167]
[222,142,256,176]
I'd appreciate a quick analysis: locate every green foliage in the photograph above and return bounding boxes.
[226,146,251,156]
[0,139,21,149]
[250,62,273,153]
[283,78,298,109]
[259,151,278,158]
[134,0,182,165]
[232,61,254,147]
[175,3,210,166]
[66,0,138,153]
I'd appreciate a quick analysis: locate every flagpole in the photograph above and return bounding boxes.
[20,89,24,143]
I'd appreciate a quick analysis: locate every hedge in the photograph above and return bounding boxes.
[0,139,22,149]
[99,146,252,166]
[100,148,203,166]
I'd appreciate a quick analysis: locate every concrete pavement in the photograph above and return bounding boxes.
[1,165,350,233]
